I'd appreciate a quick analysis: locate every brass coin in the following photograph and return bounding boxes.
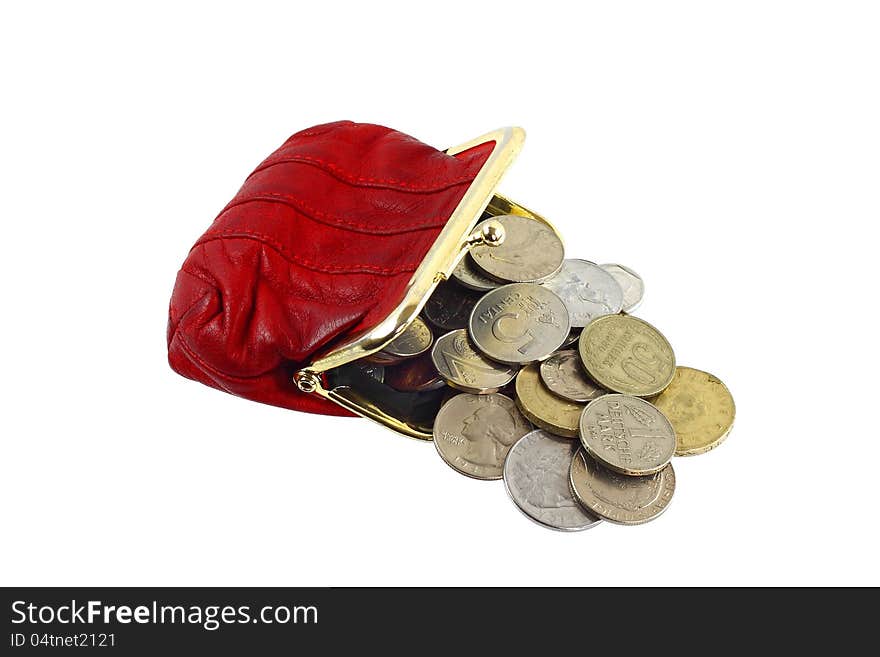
[569,449,675,525]
[578,314,675,397]
[514,364,584,438]
[579,394,676,476]
[540,349,607,403]
[651,366,736,456]
[382,316,433,358]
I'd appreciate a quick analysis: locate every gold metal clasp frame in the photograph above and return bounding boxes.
[293,126,559,440]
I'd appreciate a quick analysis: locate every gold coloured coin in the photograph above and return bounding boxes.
[651,366,735,456]
[514,364,584,438]
[578,314,675,397]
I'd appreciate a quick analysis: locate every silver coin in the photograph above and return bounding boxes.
[423,281,481,332]
[560,328,581,349]
[382,316,433,358]
[430,329,519,394]
[579,394,676,476]
[541,259,624,328]
[433,393,532,480]
[600,263,644,312]
[452,253,500,292]
[468,283,570,365]
[503,430,602,531]
[570,449,675,525]
[539,350,607,403]
[470,215,564,283]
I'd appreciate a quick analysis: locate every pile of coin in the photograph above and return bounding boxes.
[376,214,736,531]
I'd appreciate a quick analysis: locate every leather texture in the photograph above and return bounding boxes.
[168,121,493,416]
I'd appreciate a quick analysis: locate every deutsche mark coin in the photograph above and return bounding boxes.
[542,259,623,328]
[599,263,644,313]
[579,394,676,475]
[470,215,564,283]
[514,364,584,438]
[578,314,675,397]
[469,283,570,365]
[503,430,602,531]
[430,329,518,394]
[651,366,736,456]
[433,393,532,480]
[539,350,607,403]
[570,450,675,525]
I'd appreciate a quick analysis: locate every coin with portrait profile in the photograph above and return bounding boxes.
[542,259,623,328]
[433,393,532,480]
[540,349,607,403]
[470,214,564,283]
[569,449,675,525]
[503,430,602,531]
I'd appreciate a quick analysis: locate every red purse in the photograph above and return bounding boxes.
[168,121,540,438]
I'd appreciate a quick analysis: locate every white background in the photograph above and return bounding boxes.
[2,1,878,586]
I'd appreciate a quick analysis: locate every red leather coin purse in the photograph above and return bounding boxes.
[167,120,552,439]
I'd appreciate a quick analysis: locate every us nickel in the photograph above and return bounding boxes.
[468,283,570,365]
[430,329,518,394]
[433,393,532,480]
[579,394,676,476]
[503,430,602,531]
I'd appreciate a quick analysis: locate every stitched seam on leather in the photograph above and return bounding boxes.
[248,155,477,192]
[219,193,447,235]
[194,230,422,275]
